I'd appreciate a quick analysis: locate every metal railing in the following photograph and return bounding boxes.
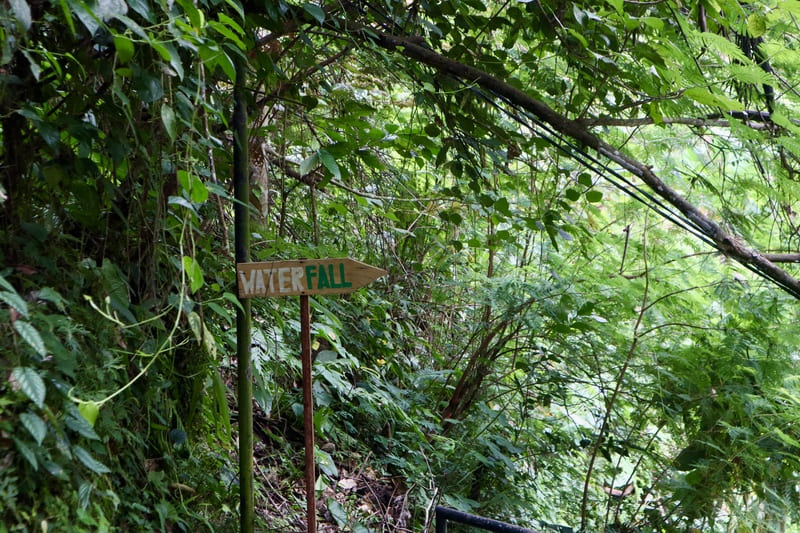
[435,506,543,533]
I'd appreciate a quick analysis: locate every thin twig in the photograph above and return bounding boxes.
[580,215,651,531]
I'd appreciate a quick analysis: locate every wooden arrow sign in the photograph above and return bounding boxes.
[236,257,387,298]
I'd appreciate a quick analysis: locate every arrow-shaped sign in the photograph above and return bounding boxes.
[236,257,387,298]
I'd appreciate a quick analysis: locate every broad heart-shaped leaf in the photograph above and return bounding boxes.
[585,190,603,203]
[182,256,204,293]
[12,367,46,408]
[77,401,101,427]
[113,34,134,64]
[14,320,47,358]
[177,170,208,203]
[189,174,208,203]
[73,445,111,474]
[20,412,47,445]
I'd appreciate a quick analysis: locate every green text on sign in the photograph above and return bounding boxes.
[237,258,387,298]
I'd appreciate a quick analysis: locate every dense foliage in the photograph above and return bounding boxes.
[3,0,800,531]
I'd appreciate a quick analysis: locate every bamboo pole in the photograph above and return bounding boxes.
[233,56,254,533]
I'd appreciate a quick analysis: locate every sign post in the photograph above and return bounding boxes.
[237,257,386,532]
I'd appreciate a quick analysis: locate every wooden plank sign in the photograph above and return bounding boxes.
[237,258,387,298]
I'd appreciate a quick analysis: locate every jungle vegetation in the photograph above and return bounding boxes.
[3,0,800,531]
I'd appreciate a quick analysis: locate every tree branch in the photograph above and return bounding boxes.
[577,115,771,130]
[764,253,800,263]
[327,20,800,299]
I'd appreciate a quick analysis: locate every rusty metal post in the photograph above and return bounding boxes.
[300,294,316,532]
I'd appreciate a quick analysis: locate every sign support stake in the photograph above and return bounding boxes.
[300,294,316,532]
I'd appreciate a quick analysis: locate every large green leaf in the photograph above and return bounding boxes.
[20,412,47,445]
[73,445,111,474]
[14,320,47,358]
[12,367,46,408]
[182,256,204,293]
[113,34,134,63]
[8,0,31,31]
[0,290,29,318]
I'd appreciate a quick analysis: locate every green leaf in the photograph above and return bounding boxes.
[771,110,800,137]
[203,323,217,359]
[15,320,46,358]
[641,16,663,31]
[697,31,749,64]
[190,175,208,203]
[73,445,111,474]
[300,152,320,176]
[222,291,244,312]
[211,371,231,439]
[302,2,325,24]
[161,104,176,142]
[161,41,184,80]
[684,87,744,111]
[318,149,341,180]
[0,290,29,317]
[113,34,134,63]
[37,287,66,311]
[209,20,246,50]
[327,499,347,527]
[14,438,38,470]
[188,311,202,343]
[728,64,773,86]
[67,412,100,439]
[585,190,603,203]
[605,0,623,15]
[177,170,208,203]
[176,0,204,28]
[126,0,153,21]
[0,274,16,293]
[20,412,46,445]
[182,256,204,293]
[315,447,338,477]
[95,0,128,22]
[77,401,101,427]
[178,168,191,193]
[223,0,244,19]
[9,0,32,31]
[747,13,766,38]
[12,367,46,408]
[132,67,163,103]
[21,50,40,80]
[216,50,236,82]
[217,13,243,35]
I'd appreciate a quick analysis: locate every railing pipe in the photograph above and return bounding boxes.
[435,506,542,533]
